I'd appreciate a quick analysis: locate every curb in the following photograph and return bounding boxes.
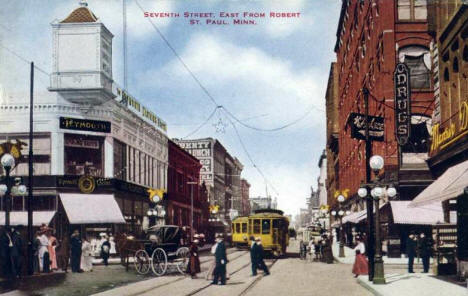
[357,277,385,296]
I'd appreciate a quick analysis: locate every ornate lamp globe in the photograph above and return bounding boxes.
[358,187,367,198]
[369,155,384,171]
[337,195,345,203]
[17,185,27,195]
[387,186,397,198]
[1,153,15,169]
[338,210,344,216]
[346,210,351,216]
[331,210,337,216]
[0,184,7,195]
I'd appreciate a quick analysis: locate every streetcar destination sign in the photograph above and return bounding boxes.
[394,63,411,146]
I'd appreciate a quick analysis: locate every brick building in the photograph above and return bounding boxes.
[334,0,434,212]
[167,140,208,233]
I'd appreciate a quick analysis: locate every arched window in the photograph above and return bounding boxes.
[399,45,431,89]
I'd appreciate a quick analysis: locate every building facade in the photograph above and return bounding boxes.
[0,3,168,240]
[335,0,434,211]
[167,140,208,233]
[240,179,251,216]
[317,150,328,207]
[173,138,243,222]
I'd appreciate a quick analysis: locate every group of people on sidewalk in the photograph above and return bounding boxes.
[406,232,433,273]
[299,233,333,263]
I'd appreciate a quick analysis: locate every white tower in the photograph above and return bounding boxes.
[49,1,115,105]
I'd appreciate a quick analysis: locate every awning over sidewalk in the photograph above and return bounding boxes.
[342,209,367,224]
[390,201,443,225]
[0,211,56,226]
[410,159,468,207]
[59,193,126,224]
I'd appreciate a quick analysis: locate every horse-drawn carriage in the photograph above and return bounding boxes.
[118,225,190,276]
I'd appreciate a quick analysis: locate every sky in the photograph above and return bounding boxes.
[0,0,341,218]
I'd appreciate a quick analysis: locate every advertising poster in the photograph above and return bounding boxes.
[1,1,466,296]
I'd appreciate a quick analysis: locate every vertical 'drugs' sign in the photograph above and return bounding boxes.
[394,63,411,146]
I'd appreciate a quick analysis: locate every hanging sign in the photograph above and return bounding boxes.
[394,63,411,146]
[60,117,111,133]
[349,113,384,142]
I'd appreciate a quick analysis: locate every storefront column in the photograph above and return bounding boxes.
[104,136,114,178]
[51,132,64,175]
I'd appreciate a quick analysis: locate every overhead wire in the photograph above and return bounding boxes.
[181,106,220,139]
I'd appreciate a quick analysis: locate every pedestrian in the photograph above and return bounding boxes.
[56,235,70,273]
[418,232,432,273]
[109,235,117,257]
[32,231,41,274]
[322,234,334,264]
[101,235,111,266]
[249,236,258,276]
[186,234,201,278]
[406,232,417,273]
[81,236,93,272]
[212,234,228,285]
[299,239,306,260]
[352,237,368,278]
[70,229,83,273]
[9,226,24,278]
[205,239,218,281]
[308,238,315,261]
[255,237,270,276]
[47,229,58,271]
[38,229,50,273]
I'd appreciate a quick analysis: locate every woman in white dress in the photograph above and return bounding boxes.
[38,231,50,272]
[109,235,117,257]
[81,237,94,272]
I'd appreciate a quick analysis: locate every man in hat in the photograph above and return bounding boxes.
[249,236,259,276]
[255,237,270,275]
[406,232,417,273]
[70,229,82,273]
[100,234,111,266]
[212,234,228,285]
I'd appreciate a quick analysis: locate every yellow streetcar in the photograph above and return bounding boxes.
[231,216,249,248]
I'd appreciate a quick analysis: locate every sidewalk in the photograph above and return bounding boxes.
[357,273,467,296]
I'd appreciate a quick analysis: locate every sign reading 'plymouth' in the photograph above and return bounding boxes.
[394,63,411,146]
[60,117,111,133]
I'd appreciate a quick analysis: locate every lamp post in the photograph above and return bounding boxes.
[332,194,346,258]
[358,155,398,285]
[187,181,198,242]
[0,154,15,228]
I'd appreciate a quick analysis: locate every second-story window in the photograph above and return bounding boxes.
[397,0,427,21]
[399,45,431,90]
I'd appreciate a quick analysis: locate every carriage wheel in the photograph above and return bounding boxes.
[151,248,168,276]
[175,247,190,275]
[134,250,150,275]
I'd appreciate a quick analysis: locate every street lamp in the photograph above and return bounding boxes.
[0,153,15,228]
[334,194,346,258]
[358,154,398,285]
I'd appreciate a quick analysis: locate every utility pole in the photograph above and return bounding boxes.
[27,62,34,275]
[363,87,375,281]
[188,181,198,242]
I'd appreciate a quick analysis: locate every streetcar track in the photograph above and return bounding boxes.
[238,259,278,296]
[131,249,248,296]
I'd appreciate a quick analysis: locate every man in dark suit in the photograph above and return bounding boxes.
[406,233,417,273]
[70,230,82,273]
[212,234,228,285]
[255,237,270,275]
[418,232,433,273]
[249,236,258,276]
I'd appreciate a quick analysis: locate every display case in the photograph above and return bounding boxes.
[433,223,457,275]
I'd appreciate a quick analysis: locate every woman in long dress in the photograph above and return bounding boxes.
[109,235,117,257]
[205,241,218,281]
[186,238,201,278]
[352,238,369,277]
[47,230,58,270]
[38,230,50,273]
[81,237,93,272]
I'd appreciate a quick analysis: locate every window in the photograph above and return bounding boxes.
[242,223,247,233]
[253,219,261,234]
[399,46,431,89]
[235,223,240,233]
[397,0,427,21]
[401,115,431,153]
[64,134,103,177]
[262,219,271,234]
[114,140,126,180]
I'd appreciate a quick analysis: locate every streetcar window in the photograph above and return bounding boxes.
[262,219,271,234]
[235,223,241,233]
[273,219,279,228]
[242,223,247,233]
[253,219,261,234]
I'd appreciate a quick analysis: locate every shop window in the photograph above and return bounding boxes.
[65,134,103,177]
[397,0,427,21]
[34,196,56,211]
[262,219,271,234]
[399,46,431,89]
[401,115,432,153]
[253,219,260,234]
[114,140,127,180]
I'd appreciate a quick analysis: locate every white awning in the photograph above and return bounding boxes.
[342,209,367,224]
[59,193,126,224]
[0,211,56,226]
[410,159,468,207]
[391,201,443,225]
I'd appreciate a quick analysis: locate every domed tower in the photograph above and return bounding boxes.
[49,1,115,105]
